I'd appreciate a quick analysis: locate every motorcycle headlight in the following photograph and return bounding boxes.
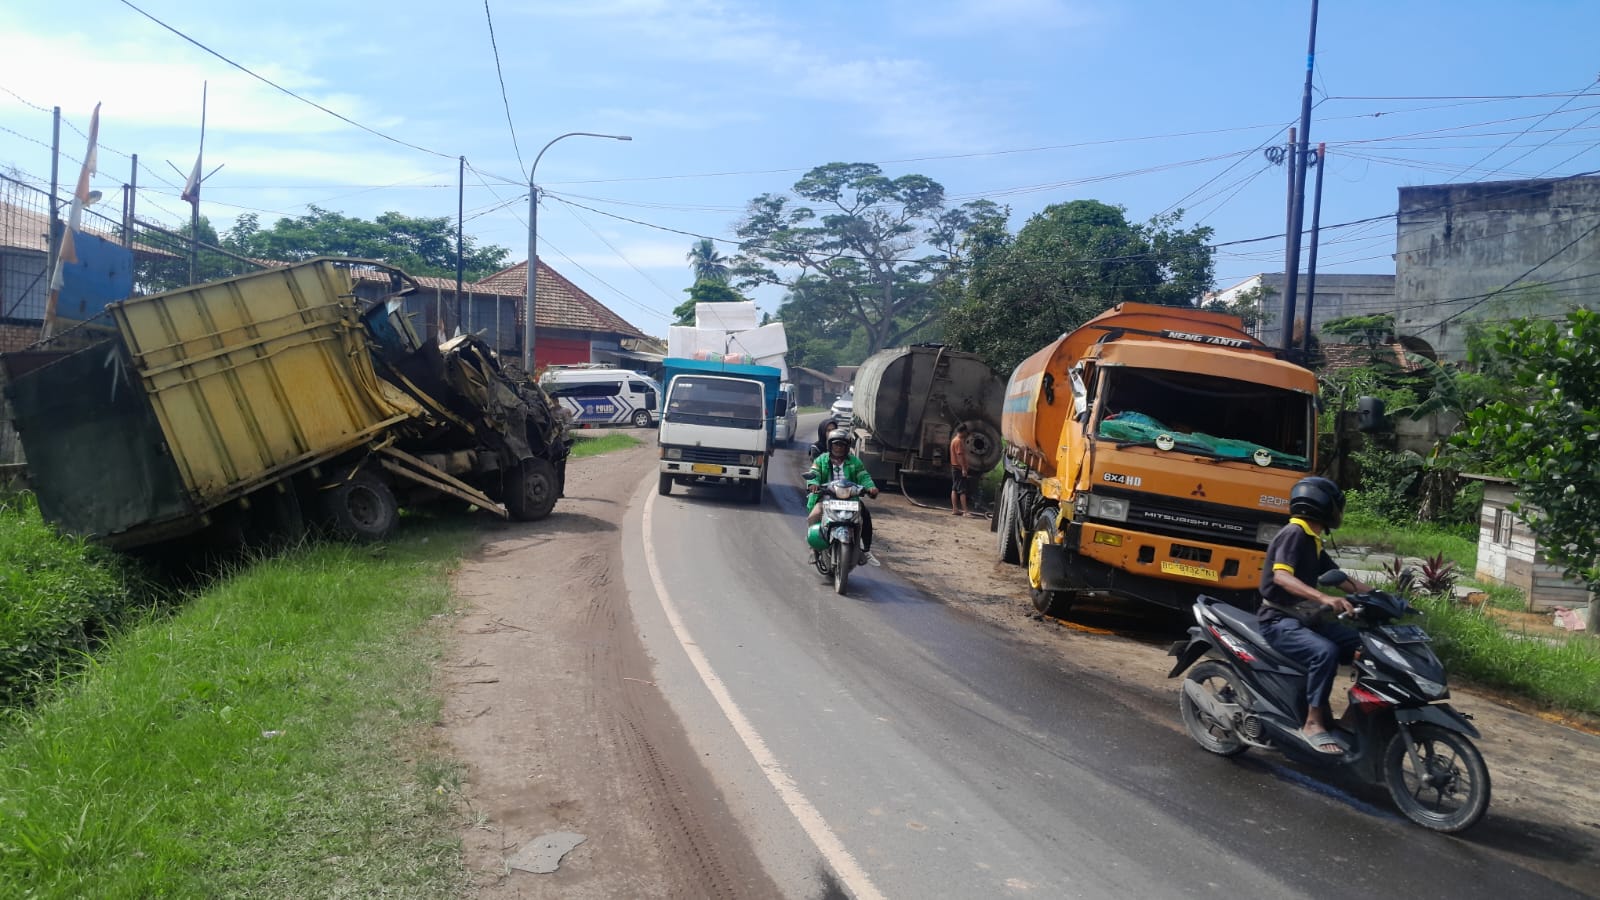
[1256,521,1284,545]
[663,448,683,460]
[1087,494,1129,522]
[1412,674,1448,700]
[1369,638,1415,674]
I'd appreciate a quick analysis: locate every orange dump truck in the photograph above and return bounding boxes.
[993,302,1319,616]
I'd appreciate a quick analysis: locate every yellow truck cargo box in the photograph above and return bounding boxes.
[111,259,423,500]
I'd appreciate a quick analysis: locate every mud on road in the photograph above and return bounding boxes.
[434,440,1600,896]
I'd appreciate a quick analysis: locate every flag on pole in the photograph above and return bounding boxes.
[43,102,100,338]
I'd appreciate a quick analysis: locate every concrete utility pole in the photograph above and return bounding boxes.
[1280,0,1320,353]
[524,132,631,376]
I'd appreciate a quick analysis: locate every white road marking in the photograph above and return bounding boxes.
[642,487,886,900]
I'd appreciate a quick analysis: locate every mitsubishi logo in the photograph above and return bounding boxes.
[1191,483,1207,498]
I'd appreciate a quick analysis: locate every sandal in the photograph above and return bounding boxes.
[1301,730,1346,755]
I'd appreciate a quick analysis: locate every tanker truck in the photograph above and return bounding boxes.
[851,344,1005,486]
[994,303,1319,617]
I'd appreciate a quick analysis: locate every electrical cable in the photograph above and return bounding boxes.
[481,0,526,177]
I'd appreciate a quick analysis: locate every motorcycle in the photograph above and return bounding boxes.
[1167,570,1490,832]
[807,479,870,595]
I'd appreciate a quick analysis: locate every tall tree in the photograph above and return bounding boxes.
[685,238,730,284]
[734,162,1006,359]
[1452,309,1600,633]
[221,207,511,281]
[943,200,1214,376]
[672,278,747,326]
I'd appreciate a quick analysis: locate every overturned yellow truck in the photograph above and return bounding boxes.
[4,258,568,551]
[994,303,1320,617]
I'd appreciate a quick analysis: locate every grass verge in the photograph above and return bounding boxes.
[569,431,643,457]
[0,518,475,898]
[1331,509,1479,574]
[1410,592,1600,718]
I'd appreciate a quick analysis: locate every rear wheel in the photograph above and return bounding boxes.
[1027,508,1073,617]
[631,409,652,428]
[996,479,1022,565]
[658,474,673,496]
[1384,724,1490,833]
[1179,661,1249,756]
[321,470,398,542]
[506,458,559,521]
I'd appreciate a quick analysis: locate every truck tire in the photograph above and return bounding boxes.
[1027,507,1073,617]
[659,474,673,496]
[745,479,763,505]
[507,458,560,521]
[322,470,399,542]
[996,479,1022,565]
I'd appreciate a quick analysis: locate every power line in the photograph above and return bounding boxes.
[550,196,680,303]
[116,0,457,160]
[481,1,526,177]
[1459,78,1600,183]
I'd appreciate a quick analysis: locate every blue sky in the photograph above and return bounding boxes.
[4,0,1599,336]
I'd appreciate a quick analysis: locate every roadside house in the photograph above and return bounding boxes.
[1465,474,1593,616]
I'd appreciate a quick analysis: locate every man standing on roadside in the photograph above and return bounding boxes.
[949,423,972,516]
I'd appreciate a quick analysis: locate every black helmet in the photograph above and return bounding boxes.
[826,428,853,451]
[1290,476,1345,528]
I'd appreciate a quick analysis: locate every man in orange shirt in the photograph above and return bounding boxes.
[949,423,972,516]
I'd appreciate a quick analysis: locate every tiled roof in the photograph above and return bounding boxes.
[1319,342,1419,371]
[473,260,646,339]
[0,199,171,256]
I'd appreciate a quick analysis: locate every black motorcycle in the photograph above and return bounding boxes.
[808,479,870,595]
[1168,570,1490,832]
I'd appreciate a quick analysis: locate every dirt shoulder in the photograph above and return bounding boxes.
[863,483,1600,864]
[435,441,780,899]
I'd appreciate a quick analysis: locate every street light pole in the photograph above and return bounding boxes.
[524,131,632,376]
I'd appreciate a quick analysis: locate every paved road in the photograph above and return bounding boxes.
[622,444,1593,899]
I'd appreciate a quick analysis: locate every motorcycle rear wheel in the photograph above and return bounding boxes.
[1179,661,1248,757]
[1383,723,1490,833]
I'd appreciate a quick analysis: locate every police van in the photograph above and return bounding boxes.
[541,367,662,428]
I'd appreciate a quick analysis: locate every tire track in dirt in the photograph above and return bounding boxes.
[439,440,780,899]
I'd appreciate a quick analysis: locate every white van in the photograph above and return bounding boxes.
[541,367,662,428]
[774,382,799,445]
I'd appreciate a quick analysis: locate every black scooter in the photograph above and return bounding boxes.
[1167,570,1490,832]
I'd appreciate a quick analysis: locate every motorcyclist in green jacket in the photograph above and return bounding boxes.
[806,428,880,565]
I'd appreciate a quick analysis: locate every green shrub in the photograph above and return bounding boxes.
[0,495,154,707]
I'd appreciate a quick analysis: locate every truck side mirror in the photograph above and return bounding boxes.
[1356,396,1386,433]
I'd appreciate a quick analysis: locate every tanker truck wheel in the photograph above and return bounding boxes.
[995,479,1022,565]
[321,471,399,542]
[1027,508,1074,618]
[507,458,560,521]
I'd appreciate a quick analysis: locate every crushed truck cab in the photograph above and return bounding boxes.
[996,302,1318,616]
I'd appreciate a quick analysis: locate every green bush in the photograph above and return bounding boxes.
[0,495,153,707]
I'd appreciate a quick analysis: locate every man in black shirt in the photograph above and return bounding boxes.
[1258,476,1370,755]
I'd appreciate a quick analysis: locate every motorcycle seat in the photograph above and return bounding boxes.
[1205,600,1304,670]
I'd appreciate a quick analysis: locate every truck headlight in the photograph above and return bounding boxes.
[1256,522,1284,545]
[663,448,683,460]
[739,453,761,466]
[1087,494,1129,522]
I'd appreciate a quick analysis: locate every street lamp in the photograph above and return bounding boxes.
[524,131,632,375]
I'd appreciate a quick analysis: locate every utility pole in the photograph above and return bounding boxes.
[1302,144,1327,356]
[1280,0,1320,354]
[456,155,466,335]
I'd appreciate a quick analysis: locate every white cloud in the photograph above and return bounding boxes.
[563,239,693,271]
[891,0,1096,36]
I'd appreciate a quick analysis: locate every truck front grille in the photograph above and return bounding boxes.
[675,446,743,465]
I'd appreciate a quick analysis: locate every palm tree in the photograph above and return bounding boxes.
[685,238,729,284]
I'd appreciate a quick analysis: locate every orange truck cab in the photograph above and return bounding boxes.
[994,302,1318,617]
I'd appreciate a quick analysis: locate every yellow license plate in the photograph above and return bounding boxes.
[1161,561,1219,581]
[691,463,723,474]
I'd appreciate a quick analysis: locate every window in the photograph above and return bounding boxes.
[1493,508,1513,545]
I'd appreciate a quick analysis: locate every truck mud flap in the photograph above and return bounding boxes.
[376,445,508,518]
[1037,543,1072,591]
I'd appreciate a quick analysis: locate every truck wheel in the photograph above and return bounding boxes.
[507,458,560,521]
[996,479,1022,565]
[322,471,399,542]
[658,474,673,496]
[745,480,763,505]
[631,409,652,428]
[1027,508,1072,617]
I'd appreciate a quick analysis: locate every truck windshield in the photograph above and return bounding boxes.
[665,377,764,429]
[1092,366,1313,470]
